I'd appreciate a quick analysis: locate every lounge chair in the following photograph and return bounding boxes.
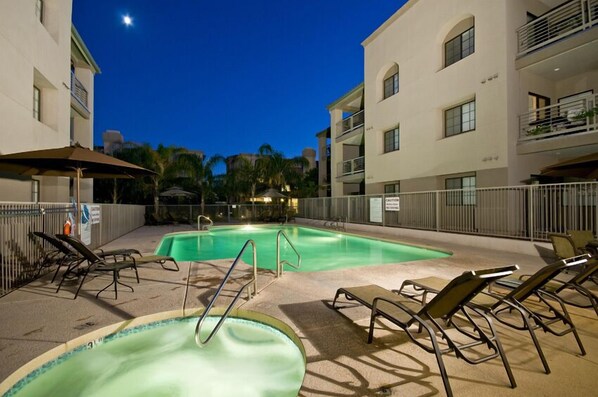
[32,232,81,282]
[549,233,578,260]
[567,229,597,256]
[56,234,140,299]
[397,255,589,375]
[332,265,519,397]
[495,257,598,316]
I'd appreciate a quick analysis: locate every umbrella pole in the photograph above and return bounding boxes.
[76,169,81,239]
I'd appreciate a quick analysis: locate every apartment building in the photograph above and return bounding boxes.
[0,0,99,202]
[324,0,598,197]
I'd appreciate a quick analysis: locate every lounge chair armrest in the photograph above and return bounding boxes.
[372,296,418,318]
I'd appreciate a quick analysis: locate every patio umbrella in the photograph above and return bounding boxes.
[257,188,287,198]
[539,152,598,179]
[0,143,155,237]
[159,186,196,198]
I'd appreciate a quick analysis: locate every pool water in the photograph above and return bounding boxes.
[5,316,305,397]
[156,225,449,271]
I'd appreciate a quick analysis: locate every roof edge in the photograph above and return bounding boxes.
[326,82,364,110]
[362,0,418,47]
[71,25,101,74]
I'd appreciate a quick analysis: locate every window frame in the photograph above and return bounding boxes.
[445,176,476,206]
[444,26,475,67]
[383,72,399,99]
[33,86,41,121]
[383,127,400,153]
[384,182,400,194]
[445,100,475,137]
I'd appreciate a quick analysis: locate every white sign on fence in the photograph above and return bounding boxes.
[369,197,382,223]
[385,197,400,211]
[90,205,101,224]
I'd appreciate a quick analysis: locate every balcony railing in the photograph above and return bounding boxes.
[519,93,598,142]
[336,110,364,138]
[517,0,598,56]
[337,156,365,177]
[71,71,89,109]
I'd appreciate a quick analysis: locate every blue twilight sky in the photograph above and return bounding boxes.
[72,1,406,164]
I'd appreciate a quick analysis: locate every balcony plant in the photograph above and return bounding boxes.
[526,124,551,136]
[572,107,598,122]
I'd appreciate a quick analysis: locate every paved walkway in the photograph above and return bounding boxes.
[1,224,596,396]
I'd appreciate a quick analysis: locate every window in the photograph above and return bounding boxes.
[446,176,476,205]
[384,182,400,194]
[384,127,400,153]
[383,73,399,99]
[445,100,475,137]
[445,27,474,67]
[382,64,399,100]
[33,86,41,121]
[35,0,44,23]
[528,93,550,122]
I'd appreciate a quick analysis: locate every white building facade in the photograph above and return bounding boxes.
[0,0,99,203]
[327,0,598,197]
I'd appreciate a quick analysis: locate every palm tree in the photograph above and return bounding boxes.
[256,144,308,193]
[178,153,224,215]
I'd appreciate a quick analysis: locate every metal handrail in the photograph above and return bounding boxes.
[197,214,213,230]
[194,239,257,347]
[276,230,301,277]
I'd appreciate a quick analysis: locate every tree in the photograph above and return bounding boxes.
[178,153,224,215]
[139,144,187,219]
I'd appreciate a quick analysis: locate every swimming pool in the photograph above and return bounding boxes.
[156,225,450,272]
[2,310,306,397]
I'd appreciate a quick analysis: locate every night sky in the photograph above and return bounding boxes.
[72,1,406,167]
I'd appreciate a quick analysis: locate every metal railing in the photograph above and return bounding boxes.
[276,230,301,277]
[517,0,598,56]
[147,203,298,224]
[336,110,364,138]
[338,156,365,177]
[0,202,145,296]
[519,93,598,141]
[298,182,598,241]
[197,214,213,230]
[70,71,89,109]
[193,239,257,347]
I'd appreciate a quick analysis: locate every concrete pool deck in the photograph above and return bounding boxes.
[0,224,596,396]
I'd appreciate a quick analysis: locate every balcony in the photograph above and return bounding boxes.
[517,0,598,57]
[335,110,364,143]
[70,71,90,118]
[337,156,364,182]
[518,93,598,153]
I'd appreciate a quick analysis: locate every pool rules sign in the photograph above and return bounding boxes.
[385,197,400,211]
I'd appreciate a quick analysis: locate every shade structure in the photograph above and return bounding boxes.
[540,152,598,179]
[257,188,287,198]
[0,143,155,237]
[159,186,196,198]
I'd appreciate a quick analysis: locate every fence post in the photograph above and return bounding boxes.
[435,191,440,232]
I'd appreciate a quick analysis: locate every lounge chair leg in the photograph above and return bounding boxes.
[430,333,453,397]
[73,271,89,300]
[488,318,517,388]
[521,313,551,374]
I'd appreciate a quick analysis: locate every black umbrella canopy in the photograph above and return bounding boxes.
[257,188,287,198]
[159,186,196,198]
[0,143,154,178]
[0,143,155,237]
[540,152,598,179]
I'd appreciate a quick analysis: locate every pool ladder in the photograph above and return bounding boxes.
[197,215,213,231]
[192,239,258,347]
[276,230,301,277]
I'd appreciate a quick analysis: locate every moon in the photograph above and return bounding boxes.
[123,15,133,26]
